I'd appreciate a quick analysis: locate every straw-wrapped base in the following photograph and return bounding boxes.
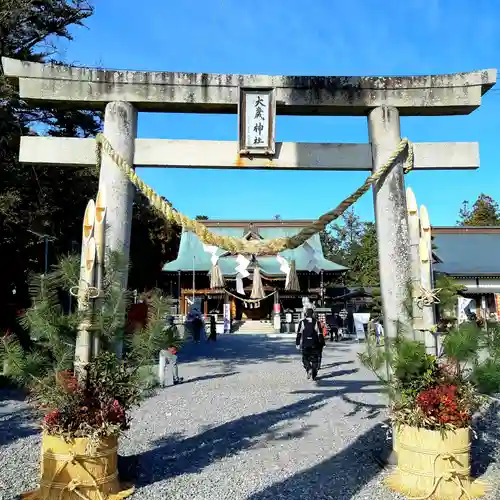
[22,433,134,500]
[386,425,488,499]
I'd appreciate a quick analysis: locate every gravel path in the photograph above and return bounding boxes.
[1,335,499,500]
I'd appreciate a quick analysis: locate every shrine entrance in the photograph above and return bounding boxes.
[2,55,496,345]
[236,298,273,321]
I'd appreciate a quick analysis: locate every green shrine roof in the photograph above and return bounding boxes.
[163,220,347,275]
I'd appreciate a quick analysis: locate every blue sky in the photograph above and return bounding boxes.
[62,0,500,225]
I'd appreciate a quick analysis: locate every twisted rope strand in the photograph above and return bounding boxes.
[401,452,472,500]
[95,134,413,256]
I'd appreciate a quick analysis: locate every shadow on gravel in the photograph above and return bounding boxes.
[0,387,27,403]
[316,368,360,380]
[471,400,500,478]
[179,335,296,370]
[179,335,351,372]
[246,400,500,499]
[181,372,238,385]
[246,422,390,500]
[319,360,354,371]
[129,376,384,490]
[0,388,39,447]
[0,408,39,447]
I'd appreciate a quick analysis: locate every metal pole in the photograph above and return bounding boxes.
[68,241,78,313]
[192,256,195,302]
[44,235,49,274]
[177,271,181,315]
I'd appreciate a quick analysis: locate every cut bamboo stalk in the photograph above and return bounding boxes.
[74,199,96,380]
[419,205,437,355]
[79,199,96,309]
[406,187,423,336]
[93,189,106,357]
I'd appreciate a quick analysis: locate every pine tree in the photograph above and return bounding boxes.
[458,194,500,226]
[347,222,379,285]
[0,2,181,335]
[434,274,465,321]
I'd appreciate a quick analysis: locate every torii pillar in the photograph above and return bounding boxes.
[369,106,412,341]
[99,102,137,275]
[99,101,137,356]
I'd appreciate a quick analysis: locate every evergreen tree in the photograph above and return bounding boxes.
[0,0,99,338]
[458,194,500,226]
[320,209,364,265]
[0,2,180,336]
[347,222,379,286]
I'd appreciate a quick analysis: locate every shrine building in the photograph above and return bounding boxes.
[162,219,346,325]
[433,226,500,321]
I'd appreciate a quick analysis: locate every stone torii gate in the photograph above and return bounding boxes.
[2,57,496,342]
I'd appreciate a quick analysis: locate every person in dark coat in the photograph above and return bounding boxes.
[191,313,203,343]
[327,312,340,342]
[296,308,325,381]
[207,314,217,342]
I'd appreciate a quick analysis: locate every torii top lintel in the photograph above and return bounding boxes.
[2,57,496,116]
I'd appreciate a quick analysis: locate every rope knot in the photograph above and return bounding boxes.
[69,283,100,301]
[66,478,81,491]
[442,471,455,481]
[415,285,442,309]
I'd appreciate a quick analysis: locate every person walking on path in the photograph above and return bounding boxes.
[162,345,183,385]
[317,317,328,369]
[327,312,340,342]
[188,310,203,343]
[160,317,183,386]
[296,308,325,381]
[207,314,217,342]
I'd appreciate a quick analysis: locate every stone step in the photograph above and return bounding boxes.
[236,320,276,334]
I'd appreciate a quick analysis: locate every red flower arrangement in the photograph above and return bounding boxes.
[43,409,61,427]
[106,400,126,425]
[55,370,79,393]
[416,384,470,427]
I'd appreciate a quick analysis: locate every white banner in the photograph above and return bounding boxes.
[235,254,250,278]
[276,255,290,287]
[236,274,245,295]
[223,303,231,333]
[303,241,320,274]
[203,244,220,266]
[457,297,475,324]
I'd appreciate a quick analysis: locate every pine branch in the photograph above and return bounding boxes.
[472,358,500,395]
[443,323,483,365]
[125,291,180,373]
[1,333,49,385]
[46,253,81,291]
